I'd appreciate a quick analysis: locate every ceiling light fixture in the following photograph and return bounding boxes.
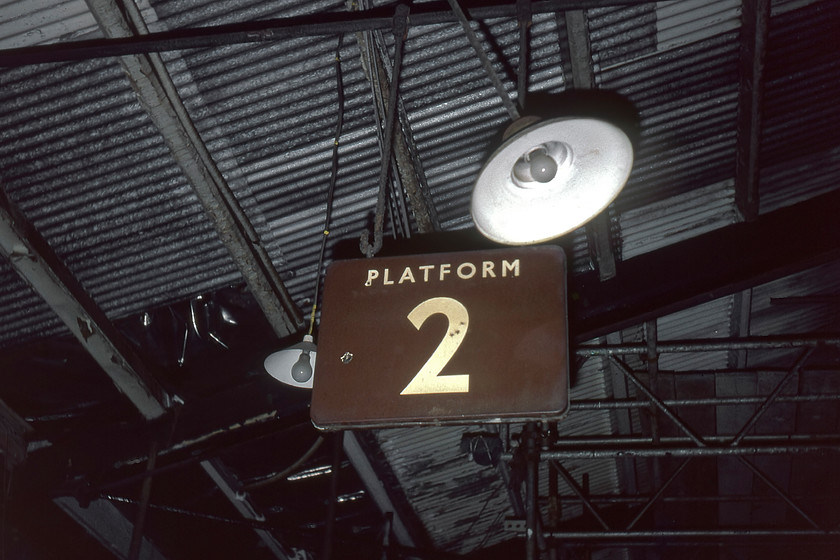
[264,334,317,388]
[445,0,633,245]
[471,116,634,245]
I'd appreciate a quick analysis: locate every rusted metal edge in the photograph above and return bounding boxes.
[0,187,168,420]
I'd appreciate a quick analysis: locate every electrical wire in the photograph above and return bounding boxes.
[307,33,346,336]
[101,493,270,529]
[462,482,503,554]
[243,435,325,491]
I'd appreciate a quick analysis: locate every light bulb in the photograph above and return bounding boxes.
[529,150,557,183]
[291,350,313,382]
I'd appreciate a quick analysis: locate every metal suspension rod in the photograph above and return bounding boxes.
[516,0,531,110]
[360,4,409,258]
[446,0,521,121]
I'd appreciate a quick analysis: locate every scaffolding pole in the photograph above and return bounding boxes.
[506,441,840,461]
[540,529,840,541]
[576,336,840,356]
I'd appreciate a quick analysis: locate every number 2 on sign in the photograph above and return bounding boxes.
[400,297,470,395]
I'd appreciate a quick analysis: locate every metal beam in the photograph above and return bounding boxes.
[85,0,301,339]
[200,458,294,559]
[60,409,310,498]
[565,8,618,281]
[569,190,840,343]
[0,188,168,420]
[0,396,33,469]
[0,1,646,67]
[55,497,168,560]
[564,10,595,90]
[360,190,839,343]
[342,431,419,549]
[734,0,770,221]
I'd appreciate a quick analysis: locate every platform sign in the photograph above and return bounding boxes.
[310,246,569,429]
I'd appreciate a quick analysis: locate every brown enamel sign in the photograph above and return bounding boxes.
[310,246,569,429]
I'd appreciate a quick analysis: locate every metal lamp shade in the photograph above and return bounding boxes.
[264,335,317,389]
[471,117,634,245]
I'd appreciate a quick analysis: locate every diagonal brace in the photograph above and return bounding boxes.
[608,355,706,447]
[730,348,814,446]
[626,457,692,530]
[737,456,820,530]
[550,460,610,530]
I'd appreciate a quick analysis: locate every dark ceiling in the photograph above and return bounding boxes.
[0,0,839,559]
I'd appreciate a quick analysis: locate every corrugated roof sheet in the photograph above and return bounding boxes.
[654,0,741,51]
[0,56,242,346]
[376,425,511,554]
[771,0,822,16]
[618,179,738,260]
[759,0,840,214]
[656,295,733,372]
[1,1,839,558]
[0,265,59,343]
[589,4,657,70]
[399,12,566,227]
[151,0,384,306]
[0,0,99,49]
[599,30,740,210]
[375,349,623,553]
[750,261,840,339]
